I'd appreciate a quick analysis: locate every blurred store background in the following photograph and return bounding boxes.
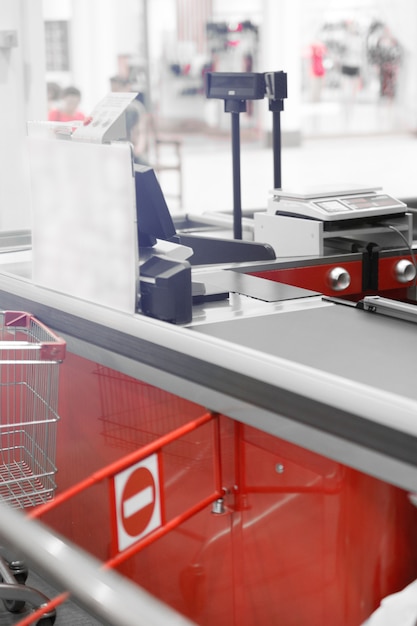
[1,0,417,228]
[40,0,417,137]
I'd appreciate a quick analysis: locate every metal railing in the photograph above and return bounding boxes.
[0,500,196,626]
[0,410,222,624]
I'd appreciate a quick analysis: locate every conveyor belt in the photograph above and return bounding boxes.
[191,301,417,402]
[193,306,417,400]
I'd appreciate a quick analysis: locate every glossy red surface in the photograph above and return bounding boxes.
[378,255,415,291]
[36,351,417,626]
[251,261,363,296]
[251,254,416,300]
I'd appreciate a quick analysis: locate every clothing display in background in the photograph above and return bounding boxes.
[309,42,326,101]
[367,21,403,99]
[311,16,403,103]
[341,21,363,78]
[311,43,325,77]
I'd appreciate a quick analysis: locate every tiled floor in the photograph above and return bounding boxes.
[0,570,103,625]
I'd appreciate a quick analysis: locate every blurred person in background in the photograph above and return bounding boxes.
[48,86,86,122]
[46,81,61,112]
[109,74,150,164]
[110,75,130,92]
[125,103,149,165]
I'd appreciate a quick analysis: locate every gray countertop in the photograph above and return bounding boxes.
[0,255,416,491]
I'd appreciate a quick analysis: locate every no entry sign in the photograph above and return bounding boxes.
[113,453,163,552]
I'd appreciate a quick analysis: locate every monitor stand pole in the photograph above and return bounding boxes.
[225,99,246,240]
[270,98,284,190]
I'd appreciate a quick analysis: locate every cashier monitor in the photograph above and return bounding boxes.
[134,164,177,247]
[134,164,276,265]
[135,165,192,324]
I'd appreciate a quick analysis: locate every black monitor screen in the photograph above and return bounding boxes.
[205,72,265,100]
[134,164,177,247]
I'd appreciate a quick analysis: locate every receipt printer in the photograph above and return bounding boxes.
[139,255,192,325]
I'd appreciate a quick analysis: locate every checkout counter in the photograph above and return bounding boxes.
[1,84,417,625]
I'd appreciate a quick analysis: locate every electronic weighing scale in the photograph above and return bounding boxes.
[266,184,407,221]
[254,184,411,257]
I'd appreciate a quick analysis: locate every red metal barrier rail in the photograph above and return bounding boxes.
[15,410,222,625]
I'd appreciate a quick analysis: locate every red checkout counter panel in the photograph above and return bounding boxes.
[0,254,416,625]
[250,252,416,299]
[39,350,417,626]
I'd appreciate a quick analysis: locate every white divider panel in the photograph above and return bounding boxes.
[28,138,138,314]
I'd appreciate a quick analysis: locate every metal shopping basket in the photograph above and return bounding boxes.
[3,410,220,625]
[0,311,65,624]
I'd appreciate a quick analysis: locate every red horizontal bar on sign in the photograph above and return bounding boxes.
[106,490,222,570]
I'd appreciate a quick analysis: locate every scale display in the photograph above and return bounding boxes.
[269,185,407,221]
